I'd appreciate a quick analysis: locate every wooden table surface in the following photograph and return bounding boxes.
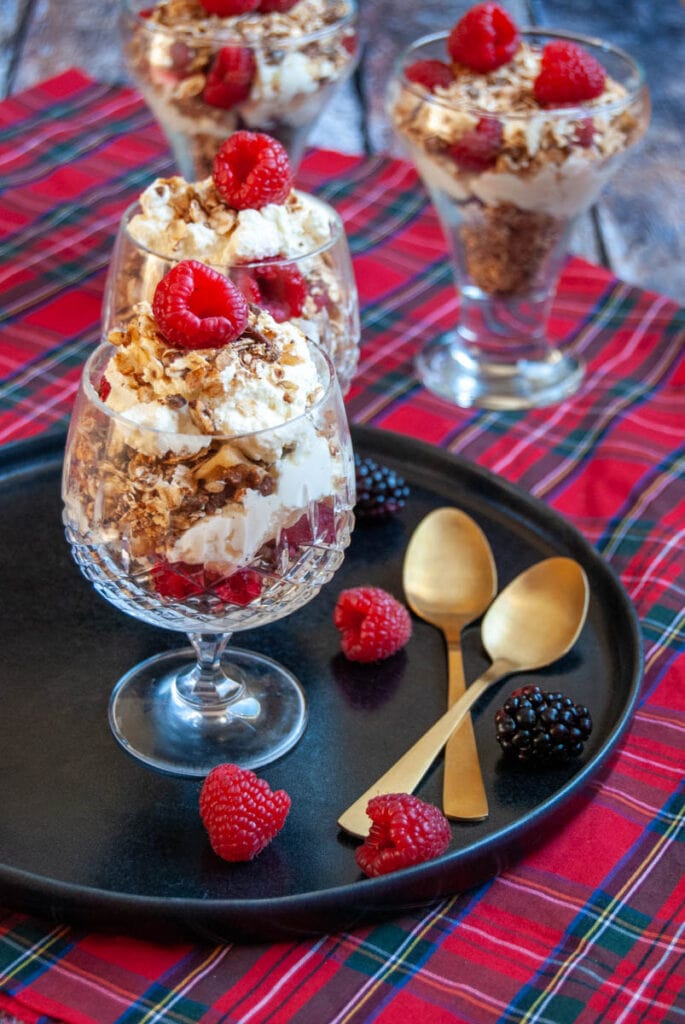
[1,1,683,291]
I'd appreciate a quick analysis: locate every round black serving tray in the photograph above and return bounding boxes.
[0,426,642,942]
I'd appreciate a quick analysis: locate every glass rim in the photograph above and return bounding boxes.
[395,27,647,120]
[121,0,357,49]
[120,192,346,268]
[83,336,338,443]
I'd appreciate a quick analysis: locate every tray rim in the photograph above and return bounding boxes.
[0,426,644,939]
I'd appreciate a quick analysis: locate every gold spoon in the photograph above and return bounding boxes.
[403,508,497,821]
[338,557,589,837]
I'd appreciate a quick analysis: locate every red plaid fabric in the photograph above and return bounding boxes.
[0,70,683,1024]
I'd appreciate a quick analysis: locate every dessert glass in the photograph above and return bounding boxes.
[389,29,650,410]
[120,0,359,178]
[62,341,355,777]
[103,197,361,393]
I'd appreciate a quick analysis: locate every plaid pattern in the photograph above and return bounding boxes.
[0,70,683,1024]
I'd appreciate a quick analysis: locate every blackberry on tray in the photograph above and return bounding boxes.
[495,684,592,765]
[354,455,410,519]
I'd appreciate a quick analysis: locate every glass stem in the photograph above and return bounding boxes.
[176,633,244,708]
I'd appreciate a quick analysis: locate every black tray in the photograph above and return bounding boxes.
[0,426,642,942]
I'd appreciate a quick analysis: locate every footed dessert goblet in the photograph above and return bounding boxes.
[103,196,360,393]
[389,23,650,409]
[62,339,355,777]
[120,0,359,178]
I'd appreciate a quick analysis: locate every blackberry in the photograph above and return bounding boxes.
[495,684,592,765]
[354,455,410,519]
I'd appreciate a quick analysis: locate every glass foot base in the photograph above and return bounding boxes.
[108,647,307,777]
[416,337,585,410]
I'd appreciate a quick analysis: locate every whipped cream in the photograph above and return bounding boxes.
[128,176,332,265]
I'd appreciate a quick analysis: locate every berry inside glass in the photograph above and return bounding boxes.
[62,324,355,777]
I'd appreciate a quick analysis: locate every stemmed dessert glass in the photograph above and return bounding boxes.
[388,29,650,409]
[119,0,359,178]
[103,197,361,393]
[62,340,355,777]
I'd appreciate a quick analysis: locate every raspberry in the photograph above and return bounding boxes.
[334,586,412,663]
[495,685,593,764]
[354,455,409,519]
[447,3,519,73]
[259,0,299,11]
[97,376,111,402]
[574,117,596,148]
[534,41,606,107]
[450,116,503,172]
[152,561,206,600]
[200,0,260,13]
[212,567,263,606]
[213,131,293,210]
[355,793,451,877]
[152,561,263,606]
[200,763,291,861]
[203,46,256,110]
[405,59,454,91]
[152,260,248,349]
[236,264,308,321]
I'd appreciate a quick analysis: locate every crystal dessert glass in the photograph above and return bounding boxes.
[120,0,359,178]
[103,197,360,393]
[389,29,650,409]
[62,340,355,777]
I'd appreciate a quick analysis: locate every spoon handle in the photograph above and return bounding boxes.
[337,658,513,838]
[444,639,489,820]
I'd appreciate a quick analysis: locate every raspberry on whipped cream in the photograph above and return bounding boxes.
[122,0,358,178]
[127,173,331,264]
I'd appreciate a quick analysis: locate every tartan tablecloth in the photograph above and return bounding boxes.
[0,69,683,1024]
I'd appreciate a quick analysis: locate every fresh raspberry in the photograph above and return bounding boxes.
[203,46,256,110]
[212,568,263,606]
[97,376,111,402]
[199,763,291,862]
[355,793,451,877]
[200,0,260,13]
[213,131,293,210]
[450,116,503,171]
[333,586,412,663]
[152,560,206,600]
[259,0,300,11]
[152,260,248,349]
[447,3,520,73]
[237,264,308,321]
[533,41,606,107]
[405,59,454,91]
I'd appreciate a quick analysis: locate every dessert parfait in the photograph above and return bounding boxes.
[63,259,355,775]
[120,0,358,178]
[389,3,650,408]
[105,130,360,393]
